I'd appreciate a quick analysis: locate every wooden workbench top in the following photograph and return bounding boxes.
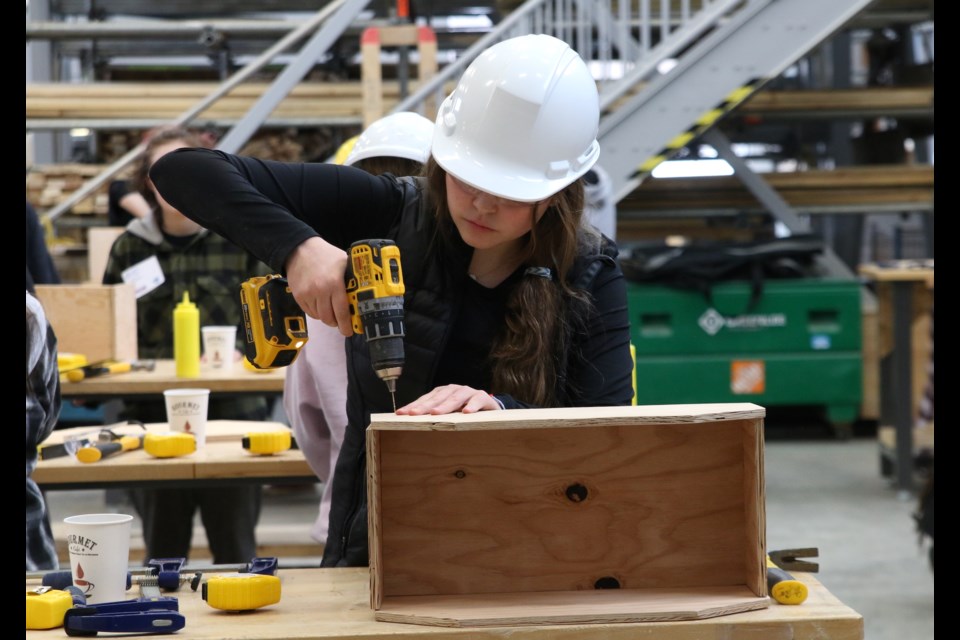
[60,358,286,396]
[25,568,863,639]
[859,261,934,287]
[34,421,314,488]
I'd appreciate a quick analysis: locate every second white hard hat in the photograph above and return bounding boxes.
[344,111,435,167]
[432,34,601,203]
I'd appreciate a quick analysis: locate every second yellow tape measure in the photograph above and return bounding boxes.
[144,432,196,458]
[202,574,281,611]
[26,588,77,630]
[242,431,292,455]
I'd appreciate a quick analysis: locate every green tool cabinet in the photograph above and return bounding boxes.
[627,278,862,426]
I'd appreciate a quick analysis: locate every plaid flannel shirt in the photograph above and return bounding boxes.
[103,224,273,421]
[27,292,61,570]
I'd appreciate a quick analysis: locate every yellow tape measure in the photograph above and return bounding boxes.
[144,432,196,458]
[26,588,75,630]
[202,574,281,611]
[242,431,292,455]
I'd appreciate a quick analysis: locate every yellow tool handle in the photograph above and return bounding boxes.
[66,361,131,382]
[202,574,281,611]
[75,435,144,463]
[144,432,196,458]
[766,556,808,605]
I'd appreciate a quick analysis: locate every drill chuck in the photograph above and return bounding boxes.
[360,292,405,382]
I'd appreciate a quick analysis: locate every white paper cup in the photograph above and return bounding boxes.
[64,513,133,604]
[163,388,211,448]
[202,325,237,370]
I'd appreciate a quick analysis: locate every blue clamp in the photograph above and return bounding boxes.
[244,556,279,576]
[63,596,184,636]
[147,558,187,591]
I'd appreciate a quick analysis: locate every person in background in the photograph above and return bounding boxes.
[102,127,272,564]
[582,163,617,241]
[149,34,634,568]
[107,125,220,227]
[284,111,433,547]
[107,180,152,227]
[26,199,60,293]
[26,290,61,570]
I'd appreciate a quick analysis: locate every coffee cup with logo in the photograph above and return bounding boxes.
[201,325,237,370]
[163,388,211,447]
[64,513,134,604]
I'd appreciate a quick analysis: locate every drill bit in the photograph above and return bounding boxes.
[384,379,398,412]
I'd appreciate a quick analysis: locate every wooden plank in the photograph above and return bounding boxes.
[739,87,933,117]
[376,587,768,626]
[621,166,934,212]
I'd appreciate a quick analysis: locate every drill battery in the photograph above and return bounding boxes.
[240,275,309,369]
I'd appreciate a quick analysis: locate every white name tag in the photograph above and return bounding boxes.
[121,255,165,299]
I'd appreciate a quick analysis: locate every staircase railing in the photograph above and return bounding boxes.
[395,0,748,117]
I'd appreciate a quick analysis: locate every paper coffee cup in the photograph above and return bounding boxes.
[64,513,133,604]
[163,388,211,447]
[202,325,237,370]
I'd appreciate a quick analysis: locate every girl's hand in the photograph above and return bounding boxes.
[285,237,353,337]
[396,385,502,415]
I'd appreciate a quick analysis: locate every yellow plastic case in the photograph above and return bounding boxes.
[202,574,281,611]
[242,431,292,455]
[144,432,196,458]
[26,589,74,630]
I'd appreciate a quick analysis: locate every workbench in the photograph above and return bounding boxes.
[24,567,863,639]
[34,421,315,490]
[59,358,285,398]
[858,261,934,495]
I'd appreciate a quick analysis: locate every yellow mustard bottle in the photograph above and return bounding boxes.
[173,291,200,378]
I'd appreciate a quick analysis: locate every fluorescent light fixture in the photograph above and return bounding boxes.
[651,159,734,178]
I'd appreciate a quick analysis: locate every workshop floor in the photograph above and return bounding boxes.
[44,413,934,640]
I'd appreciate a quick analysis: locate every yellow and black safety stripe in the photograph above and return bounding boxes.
[632,77,767,183]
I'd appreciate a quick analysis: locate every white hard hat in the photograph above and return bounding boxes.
[344,111,434,167]
[432,34,600,203]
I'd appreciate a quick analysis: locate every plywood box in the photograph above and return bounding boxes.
[367,403,768,627]
[34,283,138,363]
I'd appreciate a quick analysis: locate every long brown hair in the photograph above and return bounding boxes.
[425,157,595,406]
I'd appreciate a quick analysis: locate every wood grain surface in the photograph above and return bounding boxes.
[34,421,312,487]
[59,358,286,396]
[24,567,864,639]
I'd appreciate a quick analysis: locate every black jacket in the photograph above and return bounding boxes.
[149,149,634,566]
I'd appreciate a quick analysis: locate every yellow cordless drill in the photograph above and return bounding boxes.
[241,239,406,409]
[345,239,406,410]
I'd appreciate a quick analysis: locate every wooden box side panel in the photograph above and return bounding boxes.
[743,419,766,597]
[35,283,138,363]
[110,283,139,361]
[371,418,763,601]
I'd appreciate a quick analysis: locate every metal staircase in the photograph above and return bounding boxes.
[34,0,880,248]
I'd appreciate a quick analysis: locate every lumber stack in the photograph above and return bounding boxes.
[621,165,934,213]
[26,163,113,215]
[26,81,450,122]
